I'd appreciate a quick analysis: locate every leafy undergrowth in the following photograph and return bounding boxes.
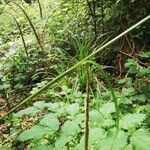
[0,0,150,150]
[1,51,150,149]
[1,57,150,149]
[1,97,150,150]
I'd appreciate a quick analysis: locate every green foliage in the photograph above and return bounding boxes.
[14,106,40,117]
[32,144,53,150]
[17,125,53,141]
[1,51,150,149]
[77,127,105,149]
[39,113,60,131]
[66,103,80,116]
[99,102,115,117]
[130,129,150,150]
[0,0,149,149]
[96,129,128,150]
[89,110,104,126]
[120,113,146,130]
[61,120,80,137]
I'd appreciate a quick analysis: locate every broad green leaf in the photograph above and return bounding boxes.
[99,102,115,116]
[55,136,73,150]
[45,102,59,112]
[61,120,80,137]
[144,104,150,112]
[118,77,132,85]
[32,144,54,150]
[141,84,150,98]
[56,102,67,117]
[125,60,139,73]
[130,129,150,150]
[60,85,71,94]
[120,113,146,129]
[101,119,115,128]
[0,84,10,90]
[96,128,128,150]
[123,144,132,150]
[137,67,150,77]
[39,113,60,132]
[66,103,80,116]
[119,96,133,104]
[0,146,11,150]
[74,113,84,125]
[139,52,150,59]
[89,110,104,126]
[34,101,46,110]
[14,106,40,117]
[17,125,53,141]
[122,87,136,96]
[77,127,105,149]
[134,94,146,102]
[89,128,105,146]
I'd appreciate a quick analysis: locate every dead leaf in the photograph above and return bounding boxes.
[0,98,6,107]
[0,110,7,117]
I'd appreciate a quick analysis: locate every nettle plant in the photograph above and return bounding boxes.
[7,84,149,149]
[4,52,150,149]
